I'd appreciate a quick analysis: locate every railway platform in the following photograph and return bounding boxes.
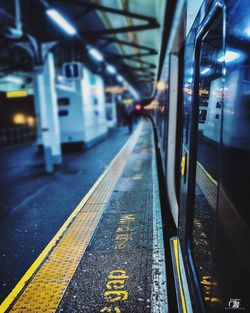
[0,121,168,313]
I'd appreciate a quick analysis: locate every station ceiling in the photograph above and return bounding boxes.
[0,0,167,98]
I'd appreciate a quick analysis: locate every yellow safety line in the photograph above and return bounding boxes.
[183,147,218,208]
[173,238,187,313]
[196,161,217,187]
[0,123,143,313]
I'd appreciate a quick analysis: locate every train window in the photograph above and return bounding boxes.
[243,66,250,81]
[58,110,69,117]
[58,98,70,106]
[191,12,223,304]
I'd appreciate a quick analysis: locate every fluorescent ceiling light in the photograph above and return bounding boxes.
[117,75,124,82]
[128,84,139,100]
[5,76,24,84]
[245,26,250,36]
[106,65,116,74]
[217,51,240,63]
[200,67,211,75]
[46,9,77,36]
[56,84,75,92]
[89,48,104,62]
[57,75,65,82]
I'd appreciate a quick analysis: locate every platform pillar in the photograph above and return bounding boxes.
[33,52,62,173]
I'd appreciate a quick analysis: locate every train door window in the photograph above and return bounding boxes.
[191,11,223,304]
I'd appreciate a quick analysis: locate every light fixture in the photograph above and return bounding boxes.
[88,48,104,62]
[5,76,24,84]
[13,113,26,124]
[57,75,65,82]
[128,84,139,100]
[200,67,211,75]
[106,65,116,74]
[56,84,75,92]
[156,81,166,91]
[117,75,124,82]
[6,90,28,98]
[46,9,77,36]
[217,50,240,63]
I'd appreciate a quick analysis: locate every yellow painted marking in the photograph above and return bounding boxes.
[0,123,143,313]
[183,147,218,209]
[181,156,186,176]
[173,239,187,313]
[113,214,135,250]
[201,276,222,304]
[196,161,217,187]
[101,307,121,313]
[196,162,217,210]
[101,269,129,312]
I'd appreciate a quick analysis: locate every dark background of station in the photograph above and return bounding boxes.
[0,92,34,128]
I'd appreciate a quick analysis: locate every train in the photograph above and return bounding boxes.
[152,0,250,312]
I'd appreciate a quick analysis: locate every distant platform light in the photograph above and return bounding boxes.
[135,104,142,111]
[105,86,128,94]
[217,50,240,63]
[117,75,124,82]
[89,48,104,62]
[5,76,24,84]
[123,98,133,105]
[200,67,211,75]
[156,81,166,91]
[106,65,116,74]
[13,113,26,125]
[46,8,77,36]
[6,90,28,98]
[27,116,35,126]
[128,85,139,101]
[144,100,159,110]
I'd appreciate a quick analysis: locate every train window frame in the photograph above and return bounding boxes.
[184,2,225,311]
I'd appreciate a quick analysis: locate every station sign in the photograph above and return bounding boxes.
[63,62,82,80]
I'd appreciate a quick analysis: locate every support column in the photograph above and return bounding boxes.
[33,52,62,173]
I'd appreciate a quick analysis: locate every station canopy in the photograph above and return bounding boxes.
[0,0,166,98]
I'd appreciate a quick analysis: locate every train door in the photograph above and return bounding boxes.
[166,5,186,228]
[186,6,225,312]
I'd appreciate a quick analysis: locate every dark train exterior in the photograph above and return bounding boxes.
[153,0,250,312]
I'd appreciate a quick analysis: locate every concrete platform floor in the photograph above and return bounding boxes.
[0,127,131,302]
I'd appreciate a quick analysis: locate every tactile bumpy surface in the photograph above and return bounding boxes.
[8,124,143,313]
[196,162,217,210]
[58,123,156,313]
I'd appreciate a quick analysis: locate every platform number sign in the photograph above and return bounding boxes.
[63,62,82,80]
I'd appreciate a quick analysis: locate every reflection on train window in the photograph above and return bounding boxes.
[192,12,223,304]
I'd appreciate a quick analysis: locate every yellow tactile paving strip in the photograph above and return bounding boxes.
[196,161,218,210]
[1,123,143,313]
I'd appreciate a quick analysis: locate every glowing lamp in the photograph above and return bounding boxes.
[135,104,142,111]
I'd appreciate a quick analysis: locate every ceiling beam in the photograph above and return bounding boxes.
[84,23,159,36]
[107,52,157,62]
[54,0,157,23]
[125,65,155,73]
[126,59,157,68]
[73,7,93,21]
[98,37,158,54]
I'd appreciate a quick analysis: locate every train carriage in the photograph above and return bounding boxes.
[154,0,250,312]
